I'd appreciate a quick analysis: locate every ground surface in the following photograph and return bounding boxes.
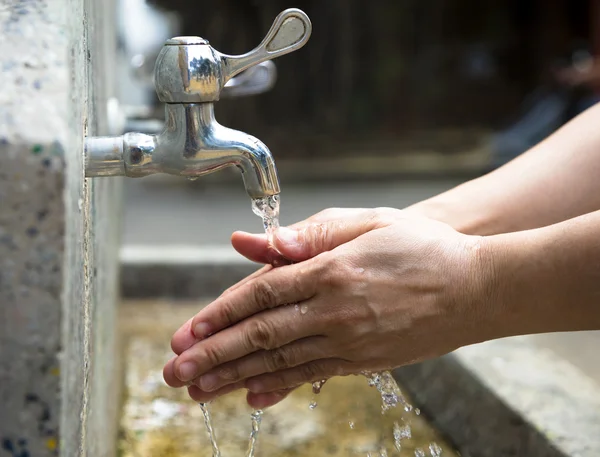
[119,300,458,457]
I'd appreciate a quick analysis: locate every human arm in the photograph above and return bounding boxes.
[163,208,600,407]
[405,103,600,235]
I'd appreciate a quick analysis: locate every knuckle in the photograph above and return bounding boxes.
[217,365,240,383]
[246,319,277,350]
[371,207,396,225]
[202,344,225,368]
[251,279,278,309]
[264,347,295,372]
[317,254,346,289]
[215,299,238,328]
[305,222,333,254]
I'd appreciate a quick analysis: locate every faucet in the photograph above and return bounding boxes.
[85,8,312,199]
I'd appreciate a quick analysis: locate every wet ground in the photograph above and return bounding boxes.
[118,300,458,457]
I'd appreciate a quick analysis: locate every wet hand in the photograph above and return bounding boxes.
[163,208,493,408]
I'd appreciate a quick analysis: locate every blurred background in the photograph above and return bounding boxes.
[117,0,600,246]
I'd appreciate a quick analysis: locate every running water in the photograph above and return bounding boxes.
[251,195,281,245]
[246,409,264,457]
[199,402,221,457]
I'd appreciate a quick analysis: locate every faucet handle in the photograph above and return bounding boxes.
[222,61,277,98]
[154,8,311,103]
[219,8,312,83]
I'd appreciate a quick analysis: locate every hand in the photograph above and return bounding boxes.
[163,208,494,408]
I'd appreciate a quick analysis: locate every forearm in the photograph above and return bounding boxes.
[482,210,600,339]
[407,103,600,235]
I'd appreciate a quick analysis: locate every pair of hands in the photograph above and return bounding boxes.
[163,208,493,409]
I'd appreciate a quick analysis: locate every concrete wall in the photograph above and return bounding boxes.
[0,1,121,456]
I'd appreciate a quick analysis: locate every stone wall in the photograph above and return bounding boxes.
[0,1,121,456]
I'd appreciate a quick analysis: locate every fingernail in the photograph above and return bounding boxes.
[177,361,199,382]
[275,227,300,246]
[199,373,219,392]
[193,322,211,339]
[246,379,265,393]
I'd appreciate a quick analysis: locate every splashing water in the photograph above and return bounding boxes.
[415,449,426,457]
[246,409,264,457]
[199,403,220,457]
[364,371,412,413]
[252,195,295,268]
[252,195,281,241]
[393,421,412,452]
[429,442,443,456]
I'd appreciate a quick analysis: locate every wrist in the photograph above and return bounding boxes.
[475,228,568,340]
[406,194,495,236]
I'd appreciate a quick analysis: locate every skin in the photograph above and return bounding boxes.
[163,103,600,409]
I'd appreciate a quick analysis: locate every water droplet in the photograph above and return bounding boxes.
[356,267,365,274]
[300,304,308,315]
[379,447,388,457]
[348,421,355,430]
[188,176,199,181]
[294,304,300,312]
[308,401,317,410]
[415,449,426,457]
[77,198,83,210]
[312,379,327,394]
[429,442,442,457]
[415,408,421,415]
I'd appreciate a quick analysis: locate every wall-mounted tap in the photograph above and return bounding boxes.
[86,8,312,199]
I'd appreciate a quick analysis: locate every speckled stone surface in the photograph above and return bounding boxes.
[395,338,600,457]
[118,301,458,457]
[0,1,121,456]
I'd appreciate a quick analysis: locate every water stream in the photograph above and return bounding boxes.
[199,403,220,457]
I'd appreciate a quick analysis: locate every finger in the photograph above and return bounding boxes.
[194,336,332,392]
[187,380,246,403]
[188,259,321,342]
[231,232,273,264]
[231,208,375,265]
[246,387,296,409]
[164,356,188,387]
[231,231,293,267]
[272,209,381,261]
[173,300,325,383]
[170,265,273,356]
[245,359,354,393]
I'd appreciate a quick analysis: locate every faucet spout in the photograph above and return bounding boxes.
[85,104,280,199]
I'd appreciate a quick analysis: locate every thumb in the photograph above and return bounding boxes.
[272,215,380,261]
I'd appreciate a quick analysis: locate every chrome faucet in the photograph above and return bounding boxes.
[85,8,312,198]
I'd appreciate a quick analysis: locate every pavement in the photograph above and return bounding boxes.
[122,177,600,386]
